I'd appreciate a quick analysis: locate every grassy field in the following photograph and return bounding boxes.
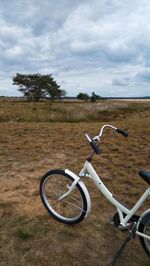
[0,99,150,266]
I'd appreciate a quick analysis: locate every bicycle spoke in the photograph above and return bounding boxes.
[41,172,86,221]
[59,199,84,212]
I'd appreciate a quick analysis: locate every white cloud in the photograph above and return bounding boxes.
[0,0,150,96]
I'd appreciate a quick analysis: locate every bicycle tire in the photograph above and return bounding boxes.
[40,169,88,224]
[138,211,150,257]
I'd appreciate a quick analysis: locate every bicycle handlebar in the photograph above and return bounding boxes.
[116,128,128,137]
[85,124,128,155]
[97,124,128,139]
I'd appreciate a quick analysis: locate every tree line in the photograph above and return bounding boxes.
[13,73,103,102]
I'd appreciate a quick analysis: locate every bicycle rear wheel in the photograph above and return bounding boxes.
[40,169,88,224]
[139,211,150,256]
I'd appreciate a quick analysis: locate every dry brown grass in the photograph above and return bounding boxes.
[0,99,150,265]
[0,98,149,122]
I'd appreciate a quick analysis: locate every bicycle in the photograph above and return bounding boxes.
[40,124,150,258]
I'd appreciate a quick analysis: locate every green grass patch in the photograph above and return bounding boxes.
[14,228,33,240]
[0,201,14,208]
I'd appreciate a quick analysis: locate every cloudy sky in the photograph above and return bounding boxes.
[0,0,150,97]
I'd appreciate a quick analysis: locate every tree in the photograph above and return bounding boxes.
[90,91,100,102]
[77,92,90,101]
[12,73,65,101]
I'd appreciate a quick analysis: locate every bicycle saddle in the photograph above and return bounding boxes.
[139,170,150,185]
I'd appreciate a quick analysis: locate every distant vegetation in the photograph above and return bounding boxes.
[77,92,104,102]
[0,98,149,123]
[12,72,106,102]
[12,73,66,101]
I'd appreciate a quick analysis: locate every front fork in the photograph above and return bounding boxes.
[58,168,91,217]
[58,169,80,200]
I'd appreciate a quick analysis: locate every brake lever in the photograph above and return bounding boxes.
[85,133,101,155]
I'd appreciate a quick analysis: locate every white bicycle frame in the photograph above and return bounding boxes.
[62,124,150,241]
[79,160,150,240]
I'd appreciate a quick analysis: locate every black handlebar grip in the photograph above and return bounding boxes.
[116,128,128,137]
[90,140,101,155]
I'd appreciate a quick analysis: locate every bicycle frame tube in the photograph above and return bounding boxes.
[80,160,150,226]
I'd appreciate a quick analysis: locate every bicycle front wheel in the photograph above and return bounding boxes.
[40,169,88,224]
[139,211,150,257]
